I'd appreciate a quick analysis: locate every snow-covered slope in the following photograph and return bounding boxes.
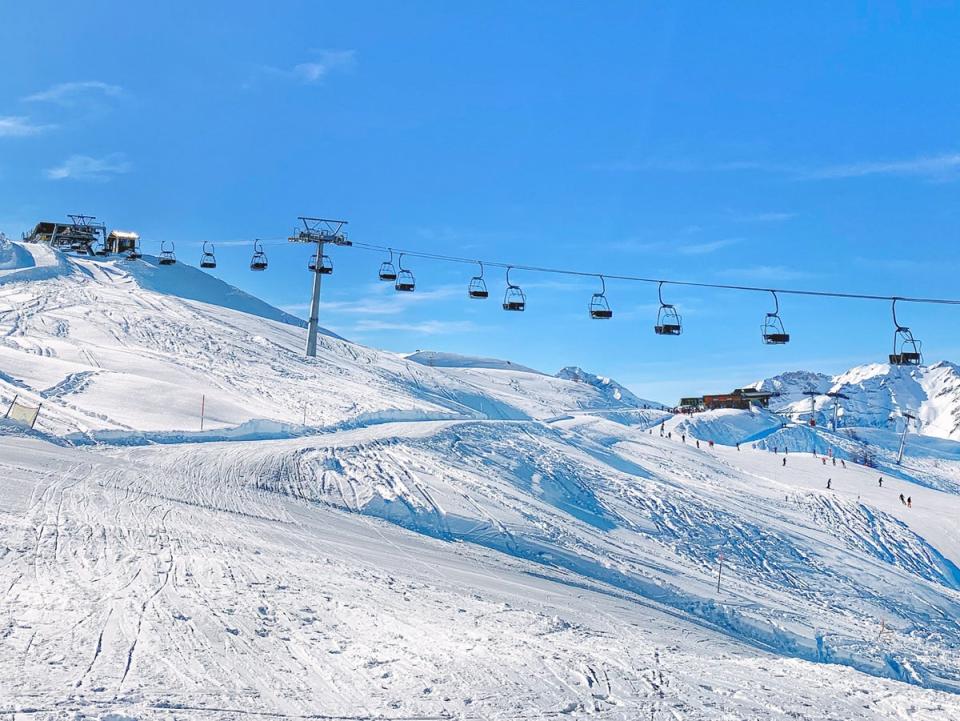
[0,244,647,438]
[4,242,960,720]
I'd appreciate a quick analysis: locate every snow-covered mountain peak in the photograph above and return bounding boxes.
[760,360,960,441]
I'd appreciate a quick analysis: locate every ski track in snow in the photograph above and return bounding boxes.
[1,244,960,719]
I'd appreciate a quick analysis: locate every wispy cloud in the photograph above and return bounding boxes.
[716,265,818,282]
[729,211,796,223]
[0,115,53,137]
[597,151,960,182]
[594,158,773,173]
[677,238,740,255]
[292,284,463,317]
[46,153,131,181]
[23,80,123,106]
[352,319,477,335]
[254,50,356,86]
[800,152,960,180]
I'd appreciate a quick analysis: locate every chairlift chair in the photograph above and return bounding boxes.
[589,275,613,319]
[200,241,217,269]
[654,281,681,335]
[126,240,142,261]
[158,241,177,266]
[468,261,489,299]
[250,239,268,271]
[502,267,526,311]
[308,254,333,275]
[378,248,398,281]
[395,254,415,292]
[889,299,922,365]
[761,290,790,344]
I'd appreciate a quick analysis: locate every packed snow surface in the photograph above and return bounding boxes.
[2,243,960,720]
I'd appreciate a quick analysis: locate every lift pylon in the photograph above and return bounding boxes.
[288,217,352,357]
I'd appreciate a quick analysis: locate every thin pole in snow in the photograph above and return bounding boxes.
[303,403,307,426]
[200,394,205,431]
[717,551,723,593]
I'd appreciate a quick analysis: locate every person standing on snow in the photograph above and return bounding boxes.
[782,457,787,467]
[827,478,832,489]
[907,496,912,508]
[878,477,883,487]
[899,493,905,505]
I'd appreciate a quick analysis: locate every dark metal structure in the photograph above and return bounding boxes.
[395,253,415,292]
[288,216,351,357]
[158,241,177,265]
[889,299,922,366]
[378,248,398,282]
[502,266,526,311]
[308,253,333,275]
[468,261,489,299]
[200,241,217,269]
[654,281,681,335]
[589,275,613,319]
[761,290,790,344]
[250,239,268,271]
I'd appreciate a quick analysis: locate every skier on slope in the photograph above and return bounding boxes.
[899,493,906,505]
[907,496,912,508]
[782,457,787,467]
[827,478,832,489]
[878,477,883,487]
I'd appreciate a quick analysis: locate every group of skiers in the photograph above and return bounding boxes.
[655,423,916,510]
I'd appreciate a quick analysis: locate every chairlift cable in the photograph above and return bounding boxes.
[347,241,960,306]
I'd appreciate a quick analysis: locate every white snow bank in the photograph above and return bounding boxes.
[406,350,543,374]
[125,254,309,329]
[672,407,784,445]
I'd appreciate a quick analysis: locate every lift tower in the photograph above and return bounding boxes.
[802,390,819,425]
[826,391,849,430]
[288,217,351,357]
[896,412,917,465]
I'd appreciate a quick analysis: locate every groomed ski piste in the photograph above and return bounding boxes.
[2,239,960,720]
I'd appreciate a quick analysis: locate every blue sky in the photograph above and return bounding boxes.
[2,2,959,402]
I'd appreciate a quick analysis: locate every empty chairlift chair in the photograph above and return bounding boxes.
[126,239,142,261]
[468,261,489,299]
[250,239,268,271]
[308,253,333,275]
[889,298,922,365]
[378,248,398,282]
[654,281,681,335]
[589,275,613,319]
[502,267,526,311]
[200,241,217,269]
[761,290,790,344]
[395,254,415,292]
[158,241,177,266]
